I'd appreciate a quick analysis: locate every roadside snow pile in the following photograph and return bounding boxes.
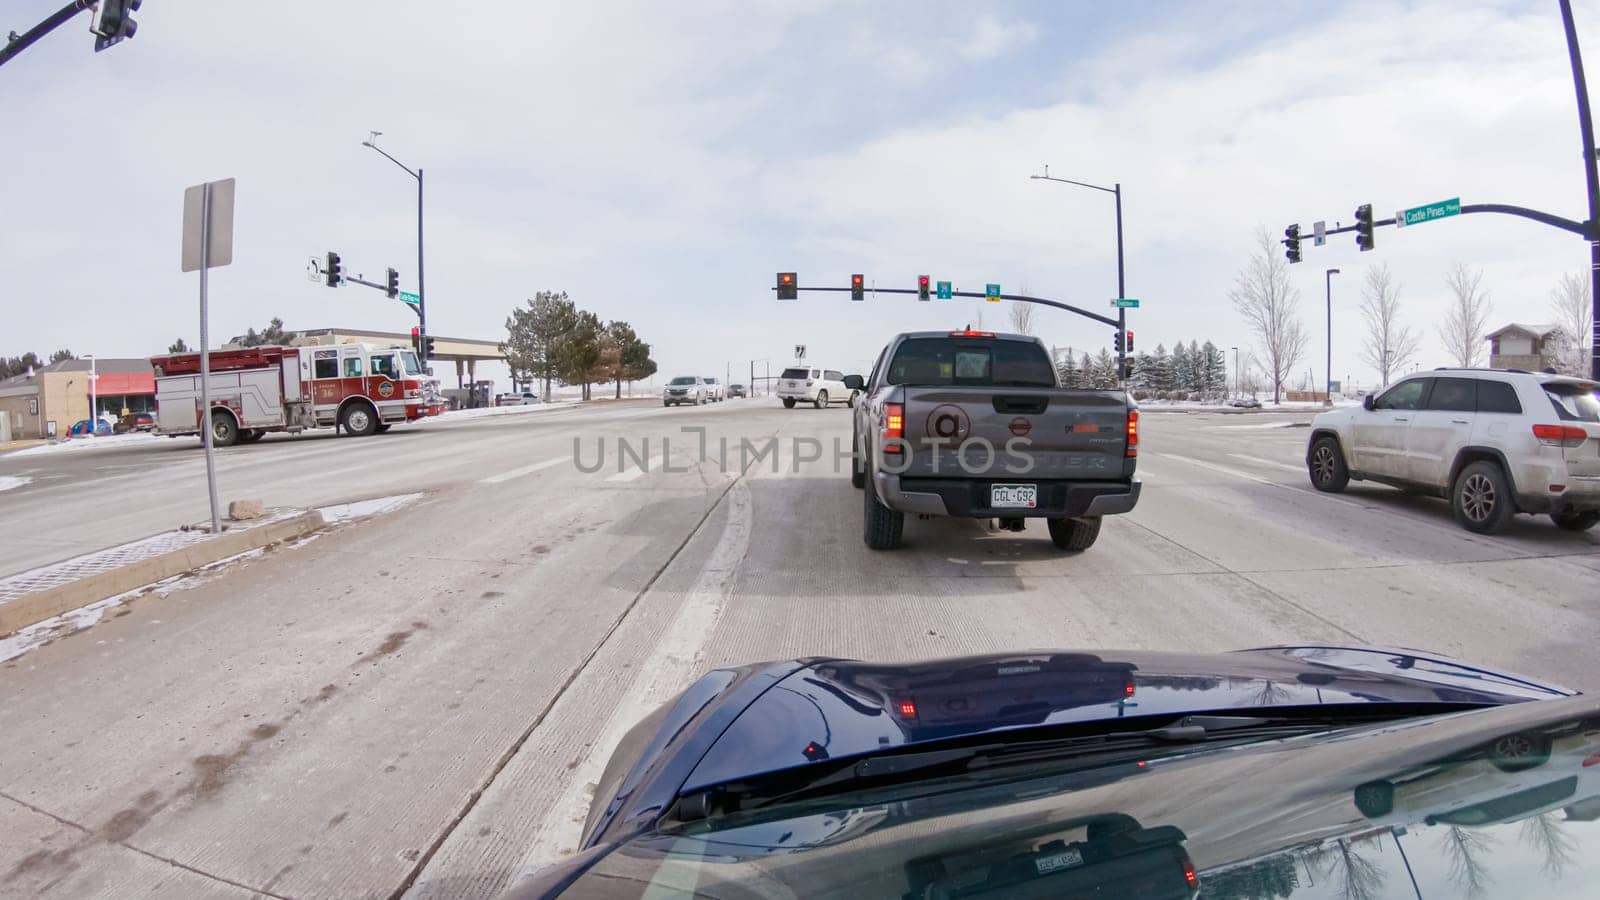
[3,432,165,458]
[0,476,31,492]
[318,492,424,525]
[419,400,581,424]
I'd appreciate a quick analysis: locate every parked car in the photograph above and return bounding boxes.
[68,418,113,437]
[113,412,156,434]
[776,366,855,409]
[1229,397,1262,408]
[728,383,747,398]
[497,392,543,406]
[511,645,1593,900]
[851,330,1140,551]
[702,377,726,402]
[1307,369,1600,533]
[662,376,709,406]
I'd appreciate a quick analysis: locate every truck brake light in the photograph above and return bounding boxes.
[883,403,904,454]
[949,329,995,338]
[1126,409,1139,457]
[1533,424,1587,447]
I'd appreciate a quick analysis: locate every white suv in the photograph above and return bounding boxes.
[1306,369,1600,533]
[776,366,858,409]
[662,376,709,406]
[702,377,726,402]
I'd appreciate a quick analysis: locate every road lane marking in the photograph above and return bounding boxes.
[1227,453,1305,474]
[479,456,568,485]
[1155,452,1286,488]
[605,452,667,483]
[515,479,753,876]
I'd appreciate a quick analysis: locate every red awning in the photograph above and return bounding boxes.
[90,372,155,396]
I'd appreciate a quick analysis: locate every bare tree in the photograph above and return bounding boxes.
[1008,300,1035,335]
[1438,261,1493,368]
[1358,263,1421,386]
[1520,812,1576,880]
[1439,825,1496,898]
[1230,227,1309,404]
[1549,269,1594,376]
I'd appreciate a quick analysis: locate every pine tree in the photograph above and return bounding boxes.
[1057,350,1078,388]
[1149,344,1174,394]
[1129,351,1154,389]
[1187,341,1204,391]
[1093,349,1119,388]
[1171,342,1193,395]
[1200,341,1226,395]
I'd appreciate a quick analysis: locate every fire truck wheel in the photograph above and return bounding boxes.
[210,410,239,447]
[341,402,379,437]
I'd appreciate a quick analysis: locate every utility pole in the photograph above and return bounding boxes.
[1325,268,1340,407]
[1558,0,1600,380]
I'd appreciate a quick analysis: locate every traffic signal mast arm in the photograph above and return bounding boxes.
[771,283,1122,329]
[1286,201,1592,248]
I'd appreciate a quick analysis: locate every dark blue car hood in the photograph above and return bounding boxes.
[681,645,1570,792]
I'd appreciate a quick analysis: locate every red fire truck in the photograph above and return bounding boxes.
[150,343,444,446]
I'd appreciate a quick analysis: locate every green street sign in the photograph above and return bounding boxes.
[985,283,1001,302]
[399,291,420,306]
[936,280,952,300]
[1112,298,1140,309]
[1397,197,1460,228]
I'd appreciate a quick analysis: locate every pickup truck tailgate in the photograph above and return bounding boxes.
[896,386,1130,479]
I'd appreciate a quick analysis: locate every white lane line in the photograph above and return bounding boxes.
[516,479,753,876]
[479,456,568,485]
[1156,452,1286,488]
[605,452,667,483]
[1227,453,1305,474]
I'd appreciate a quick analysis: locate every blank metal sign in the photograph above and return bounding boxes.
[181,177,235,272]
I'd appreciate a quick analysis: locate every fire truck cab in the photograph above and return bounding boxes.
[151,343,444,446]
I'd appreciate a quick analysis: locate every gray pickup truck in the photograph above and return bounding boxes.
[848,329,1140,551]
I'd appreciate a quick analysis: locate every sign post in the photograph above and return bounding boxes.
[182,178,236,534]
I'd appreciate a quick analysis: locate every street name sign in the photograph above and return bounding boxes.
[1396,197,1460,228]
[1111,298,1140,309]
[399,291,421,306]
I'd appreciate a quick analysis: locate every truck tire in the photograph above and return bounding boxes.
[210,410,239,447]
[814,390,828,409]
[782,398,796,409]
[237,429,264,444]
[851,434,866,489]
[1047,516,1102,551]
[863,480,904,550]
[1451,460,1516,534]
[341,402,379,437]
[1307,436,1349,493]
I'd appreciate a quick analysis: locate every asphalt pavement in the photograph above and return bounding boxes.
[1,398,1595,898]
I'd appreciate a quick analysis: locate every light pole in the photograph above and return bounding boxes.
[1324,268,1340,407]
[361,133,427,365]
[85,354,98,435]
[1230,346,1239,398]
[1030,166,1128,382]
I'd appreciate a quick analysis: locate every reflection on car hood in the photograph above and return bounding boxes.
[682,646,1572,791]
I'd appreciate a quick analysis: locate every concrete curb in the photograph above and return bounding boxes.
[0,511,326,636]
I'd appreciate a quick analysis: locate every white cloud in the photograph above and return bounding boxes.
[961,14,1038,61]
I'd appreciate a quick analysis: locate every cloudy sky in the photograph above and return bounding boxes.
[3,0,1595,391]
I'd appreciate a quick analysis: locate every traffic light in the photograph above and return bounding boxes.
[1283,224,1302,264]
[1114,331,1124,353]
[91,0,141,52]
[410,327,421,351]
[1126,331,1134,352]
[385,268,399,299]
[424,336,436,357]
[851,273,865,302]
[1355,204,1374,251]
[325,251,343,287]
[917,275,931,301]
[776,272,797,300]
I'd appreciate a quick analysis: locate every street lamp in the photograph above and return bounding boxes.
[1230,346,1239,398]
[1030,165,1128,382]
[84,354,98,436]
[361,133,427,363]
[1324,269,1340,407]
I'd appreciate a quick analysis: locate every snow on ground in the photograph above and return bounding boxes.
[0,476,31,492]
[317,492,424,525]
[417,399,581,424]
[2,432,165,459]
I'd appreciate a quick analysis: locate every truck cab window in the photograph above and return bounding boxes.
[370,355,397,378]
[344,357,364,378]
[314,358,338,379]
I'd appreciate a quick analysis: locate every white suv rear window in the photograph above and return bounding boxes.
[1546,384,1600,422]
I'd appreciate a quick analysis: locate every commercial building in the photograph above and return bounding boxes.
[1485,323,1564,371]
[0,358,155,440]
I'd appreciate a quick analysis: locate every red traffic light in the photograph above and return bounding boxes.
[918,275,930,286]
[851,274,864,287]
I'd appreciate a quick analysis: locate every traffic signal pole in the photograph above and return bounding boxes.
[1558,0,1600,380]
[0,0,93,69]
[773,284,1121,328]
[1114,183,1127,384]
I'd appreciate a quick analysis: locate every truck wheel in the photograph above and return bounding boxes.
[851,434,866,489]
[783,398,796,409]
[1353,781,1395,818]
[341,402,379,437]
[863,480,904,550]
[1047,516,1102,551]
[237,429,264,444]
[1308,436,1349,493]
[1452,460,1515,534]
[814,390,828,410]
[210,411,239,447]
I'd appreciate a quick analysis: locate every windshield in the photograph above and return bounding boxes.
[886,337,1057,387]
[11,6,1600,900]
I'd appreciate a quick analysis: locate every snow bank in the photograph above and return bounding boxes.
[2,432,165,458]
[318,492,424,525]
[0,476,31,492]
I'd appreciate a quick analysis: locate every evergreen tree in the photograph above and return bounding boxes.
[1188,341,1204,391]
[1092,349,1119,388]
[1129,351,1154,389]
[1171,342,1193,394]
[1149,344,1174,393]
[1200,341,1227,394]
[1057,350,1079,388]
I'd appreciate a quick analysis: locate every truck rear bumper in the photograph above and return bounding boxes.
[874,474,1141,519]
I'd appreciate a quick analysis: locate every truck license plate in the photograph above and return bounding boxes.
[991,484,1037,508]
